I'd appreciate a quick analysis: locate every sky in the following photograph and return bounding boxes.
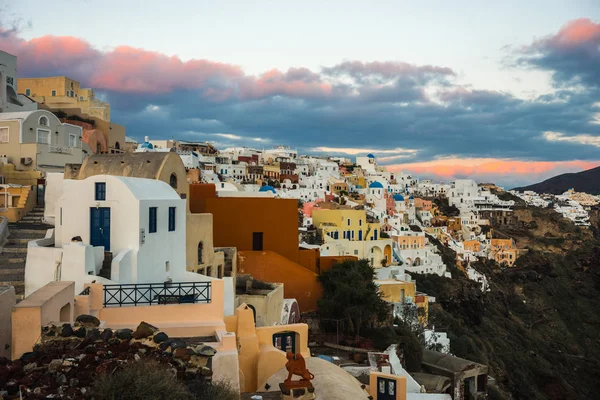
[2,0,600,187]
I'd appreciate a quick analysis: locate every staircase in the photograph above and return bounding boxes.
[0,207,51,299]
[98,251,113,280]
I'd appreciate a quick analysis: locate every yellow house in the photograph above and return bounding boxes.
[392,233,425,250]
[490,238,519,266]
[312,209,381,241]
[0,184,37,222]
[376,279,416,304]
[17,77,111,122]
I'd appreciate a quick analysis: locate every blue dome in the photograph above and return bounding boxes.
[139,141,154,149]
[409,195,414,200]
[367,153,375,158]
[259,185,276,193]
[393,194,405,201]
[369,181,384,189]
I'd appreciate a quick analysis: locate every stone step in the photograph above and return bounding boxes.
[0,280,24,291]
[7,238,32,244]
[1,246,28,254]
[0,268,24,276]
[16,220,45,225]
[0,256,26,263]
[4,242,27,248]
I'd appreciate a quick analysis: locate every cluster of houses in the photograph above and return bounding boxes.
[510,189,597,227]
[0,49,538,400]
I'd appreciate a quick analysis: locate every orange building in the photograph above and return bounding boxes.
[463,240,481,253]
[490,238,520,266]
[393,234,425,250]
[414,198,433,211]
[190,184,325,311]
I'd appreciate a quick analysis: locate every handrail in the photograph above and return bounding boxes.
[103,281,211,307]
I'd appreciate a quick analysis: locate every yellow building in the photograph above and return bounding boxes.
[17,77,111,122]
[376,278,429,325]
[490,238,519,266]
[312,209,381,241]
[0,184,37,222]
[393,233,425,250]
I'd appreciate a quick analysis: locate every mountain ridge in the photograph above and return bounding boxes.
[513,165,600,195]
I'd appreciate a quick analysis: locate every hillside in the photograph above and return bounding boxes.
[413,209,600,399]
[513,165,600,194]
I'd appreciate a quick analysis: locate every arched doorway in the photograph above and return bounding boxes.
[115,141,120,150]
[169,173,178,189]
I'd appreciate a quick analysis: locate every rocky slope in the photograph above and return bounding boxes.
[414,208,600,399]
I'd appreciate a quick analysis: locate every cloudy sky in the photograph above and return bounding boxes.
[2,0,600,187]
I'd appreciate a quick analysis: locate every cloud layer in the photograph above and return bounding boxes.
[2,18,600,187]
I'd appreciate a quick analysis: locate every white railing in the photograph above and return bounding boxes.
[48,145,73,154]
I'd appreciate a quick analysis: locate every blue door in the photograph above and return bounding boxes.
[90,207,111,251]
[359,230,363,241]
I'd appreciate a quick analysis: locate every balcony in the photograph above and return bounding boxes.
[47,144,73,154]
[102,281,211,307]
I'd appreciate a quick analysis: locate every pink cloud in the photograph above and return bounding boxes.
[387,158,600,186]
[546,18,600,48]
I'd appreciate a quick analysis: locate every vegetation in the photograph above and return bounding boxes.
[414,211,600,400]
[317,259,390,340]
[52,110,96,126]
[433,197,460,217]
[94,361,238,400]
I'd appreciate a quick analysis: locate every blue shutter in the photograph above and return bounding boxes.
[149,207,157,233]
[168,207,176,232]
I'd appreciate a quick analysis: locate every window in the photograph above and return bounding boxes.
[38,116,49,126]
[95,182,106,200]
[25,88,31,96]
[169,173,177,189]
[79,96,84,100]
[36,129,50,144]
[149,207,157,233]
[198,242,204,264]
[69,134,77,147]
[347,218,351,226]
[168,207,176,231]
[70,90,74,97]
[51,90,56,96]
[0,127,8,143]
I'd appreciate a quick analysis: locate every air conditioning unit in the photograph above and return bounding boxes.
[20,157,33,165]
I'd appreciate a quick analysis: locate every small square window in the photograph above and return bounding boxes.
[51,90,56,96]
[168,207,176,232]
[95,182,106,200]
[149,207,157,233]
[25,88,31,96]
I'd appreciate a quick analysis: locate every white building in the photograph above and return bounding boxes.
[25,175,207,297]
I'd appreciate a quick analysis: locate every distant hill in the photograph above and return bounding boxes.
[513,165,600,195]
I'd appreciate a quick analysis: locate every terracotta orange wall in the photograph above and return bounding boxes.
[319,256,358,274]
[190,185,300,263]
[238,251,322,312]
[298,249,320,274]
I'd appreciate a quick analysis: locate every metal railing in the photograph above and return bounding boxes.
[103,281,211,307]
[48,144,73,154]
[79,286,90,295]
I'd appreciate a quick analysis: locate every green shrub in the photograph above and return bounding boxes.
[93,361,189,400]
[186,380,239,400]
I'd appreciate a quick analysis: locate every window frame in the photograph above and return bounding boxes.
[0,127,8,143]
[38,116,49,126]
[95,182,106,201]
[51,90,56,96]
[36,128,51,144]
[149,207,158,233]
[25,88,31,96]
[168,207,176,232]
[69,133,77,148]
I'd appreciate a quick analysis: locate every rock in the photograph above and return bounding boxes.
[33,387,42,395]
[48,359,63,373]
[138,348,147,355]
[194,345,217,357]
[57,373,68,385]
[85,328,101,342]
[23,362,38,373]
[200,366,213,377]
[173,347,191,362]
[115,329,133,340]
[84,345,97,354]
[184,367,198,378]
[133,321,158,339]
[153,332,169,343]
[170,339,187,350]
[75,315,100,328]
[189,355,208,367]
[74,327,87,338]
[159,339,173,351]
[101,329,113,342]
[46,329,56,337]
[61,324,74,337]
[134,354,141,361]
[70,378,79,387]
